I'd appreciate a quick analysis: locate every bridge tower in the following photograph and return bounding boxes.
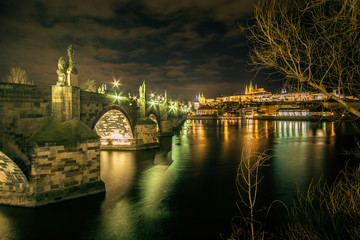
[138,81,146,118]
[158,90,174,135]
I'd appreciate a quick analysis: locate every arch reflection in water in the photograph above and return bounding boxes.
[95,110,133,146]
[96,148,174,239]
[100,151,136,200]
[0,212,12,239]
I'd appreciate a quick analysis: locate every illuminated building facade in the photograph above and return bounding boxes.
[197,105,218,116]
[275,108,310,117]
[198,93,206,105]
[245,81,267,95]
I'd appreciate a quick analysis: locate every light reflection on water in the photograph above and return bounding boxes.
[0,120,359,239]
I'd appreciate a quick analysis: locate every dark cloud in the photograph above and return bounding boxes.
[0,0,277,100]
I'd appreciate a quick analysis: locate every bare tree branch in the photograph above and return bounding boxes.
[4,67,33,85]
[243,0,360,117]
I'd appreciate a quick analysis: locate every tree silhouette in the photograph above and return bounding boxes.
[5,67,33,85]
[243,0,360,117]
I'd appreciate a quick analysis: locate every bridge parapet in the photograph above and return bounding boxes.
[0,82,51,146]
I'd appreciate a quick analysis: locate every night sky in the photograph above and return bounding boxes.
[0,0,281,100]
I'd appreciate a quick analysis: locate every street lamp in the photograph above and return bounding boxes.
[112,77,121,88]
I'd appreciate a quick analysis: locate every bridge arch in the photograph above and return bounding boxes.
[0,151,30,194]
[148,113,160,133]
[93,105,135,147]
[0,136,31,179]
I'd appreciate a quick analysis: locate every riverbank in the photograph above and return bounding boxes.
[187,115,351,121]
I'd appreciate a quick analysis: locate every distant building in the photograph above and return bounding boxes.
[205,98,216,103]
[198,93,206,105]
[245,81,267,95]
[197,105,218,116]
[276,108,310,117]
[198,81,329,108]
[194,101,201,110]
[243,107,258,118]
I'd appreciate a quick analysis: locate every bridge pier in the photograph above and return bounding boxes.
[133,118,159,149]
[0,117,105,207]
[159,120,173,136]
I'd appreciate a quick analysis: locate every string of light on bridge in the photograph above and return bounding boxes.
[106,79,193,114]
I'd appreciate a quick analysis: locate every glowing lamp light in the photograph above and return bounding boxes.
[112,78,120,88]
[151,101,155,105]
[114,95,121,99]
[171,105,175,109]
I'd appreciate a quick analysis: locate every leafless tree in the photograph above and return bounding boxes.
[243,0,360,117]
[229,132,278,240]
[80,79,97,92]
[5,67,33,85]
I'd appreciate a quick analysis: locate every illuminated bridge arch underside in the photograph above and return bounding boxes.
[95,110,134,146]
[148,113,160,133]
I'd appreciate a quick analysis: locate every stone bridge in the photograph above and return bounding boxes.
[0,81,187,207]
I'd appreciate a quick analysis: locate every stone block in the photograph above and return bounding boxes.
[52,85,80,122]
[0,139,105,207]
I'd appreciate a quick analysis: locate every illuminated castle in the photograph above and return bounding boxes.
[245,81,266,95]
[197,92,206,104]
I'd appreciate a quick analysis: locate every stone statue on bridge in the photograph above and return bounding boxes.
[56,57,67,86]
[56,45,78,86]
[66,45,78,86]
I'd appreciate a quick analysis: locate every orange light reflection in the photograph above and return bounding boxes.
[224,120,229,142]
[330,122,336,136]
[254,119,259,138]
[265,121,269,138]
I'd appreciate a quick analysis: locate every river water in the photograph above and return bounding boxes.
[0,119,359,240]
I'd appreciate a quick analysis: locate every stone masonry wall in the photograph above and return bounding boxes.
[0,83,51,145]
[80,91,137,130]
[134,123,159,149]
[0,151,30,205]
[30,139,101,194]
[52,85,80,122]
[160,120,173,136]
